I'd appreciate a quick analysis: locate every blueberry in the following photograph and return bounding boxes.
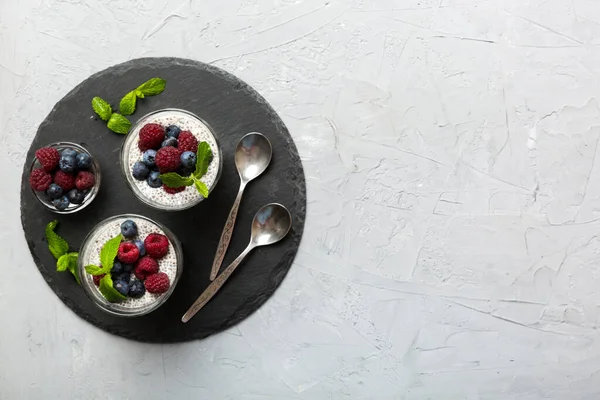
[114,271,131,283]
[179,166,195,177]
[165,125,181,138]
[111,261,124,275]
[128,279,146,298]
[123,263,134,272]
[134,239,146,257]
[142,149,157,167]
[59,155,77,173]
[146,171,162,188]
[120,220,138,238]
[46,183,63,200]
[61,148,77,158]
[161,137,178,148]
[66,189,86,204]
[52,196,70,211]
[180,151,197,169]
[114,280,129,296]
[76,153,92,170]
[132,161,150,180]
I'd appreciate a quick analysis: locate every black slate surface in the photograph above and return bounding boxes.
[20,58,306,343]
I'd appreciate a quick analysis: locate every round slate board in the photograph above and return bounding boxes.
[20,57,306,343]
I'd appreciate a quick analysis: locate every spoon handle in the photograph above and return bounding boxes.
[210,183,246,281]
[182,244,254,323]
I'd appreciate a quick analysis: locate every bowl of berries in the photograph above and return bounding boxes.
[78,214,183,317]
[28,142,100,213]
[121,108,222,211]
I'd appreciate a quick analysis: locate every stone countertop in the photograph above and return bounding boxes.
[2,0,600,398]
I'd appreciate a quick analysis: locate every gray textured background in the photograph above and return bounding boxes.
[3,0,600,398]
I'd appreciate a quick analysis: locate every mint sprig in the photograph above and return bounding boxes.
[136,78,166,96]
[45,221,79,284]
[98,274,126,302]
[119,91,137,116]
[92,97,112,121]
[159,141,213,198]
[107,113,131,134]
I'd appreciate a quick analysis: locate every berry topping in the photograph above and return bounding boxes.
[132,161,149,180]
[178,131,198,153]
[118,241,140,264]
[93,273,106,286]
[46,183,63,200]
[146,171,162,188]
[61,148,77,158]
[114,280,130,296]
[123,263,134,272]
[161,137,178,148]
[53,170,75,191]
[134,239,146,257]
[145,272,170,294]
[120,220,138,238]
[138,123,165,151]
[128,279,146,298]
[52,196,70,211]
[113,271,131,284]
[111,261,124,275]
[134,256,159,280]
[66,189,86,204]
[75,171,95,190]
[76,153,92,170]
[155,146,181,173]
[59,154,77,173]
[165,125,181,138]
[29,168,53,191]
[180,151,196,169]
[142,149,157,167]
[35,147,60,172]
[163,185,185,194]
[144,233,169,259]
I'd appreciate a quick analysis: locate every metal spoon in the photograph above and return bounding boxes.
[182,203,292,323]
[209,132,272,281]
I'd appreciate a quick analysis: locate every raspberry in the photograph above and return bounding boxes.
[53,170,75,191]
[29,168,52,191]
[178,131,198,153]
[155,146,181,173]
[118,242,140,264]
[93,273,106,286]
[144,272,170,294]
[35,147,60,172]
[134,256,159,280]
[144,233,169,259]
[75,171,95,190]
[138,123,165,151]
[163,185,185,194]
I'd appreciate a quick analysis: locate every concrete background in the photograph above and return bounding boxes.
[3,0,600,398]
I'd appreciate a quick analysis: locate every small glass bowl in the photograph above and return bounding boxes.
[121,108,223,212]
[28,142,101,214]
[77,214,183,317]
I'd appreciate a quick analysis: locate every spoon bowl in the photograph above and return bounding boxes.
[235,132,272,182]
[251,203,292,246]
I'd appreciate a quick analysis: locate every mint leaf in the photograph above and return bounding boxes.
[107,113,131,134]
[85,264,104,276]
[98,275,126,302]
[194,141,213,178]
[58,253,80,284]
[159,172,194,188]
[92,97,112,121]
[45,220,69,259]
[136,78,166,96]
[194,179,209,198]
[119,91,137,115]
[135,89,145,99]
[99,234,122,274]
[57,253,70,271]
[68,257,81,285]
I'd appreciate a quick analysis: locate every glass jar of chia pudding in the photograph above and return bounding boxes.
[77,214,183,317]
[121,108,222,211]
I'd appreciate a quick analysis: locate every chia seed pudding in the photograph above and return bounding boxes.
[78,215,183,316]
[121,109,222,211]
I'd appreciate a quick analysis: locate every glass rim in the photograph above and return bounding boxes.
[77,213,184,317]
[120,108,223,212]
[28,141,101,215]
